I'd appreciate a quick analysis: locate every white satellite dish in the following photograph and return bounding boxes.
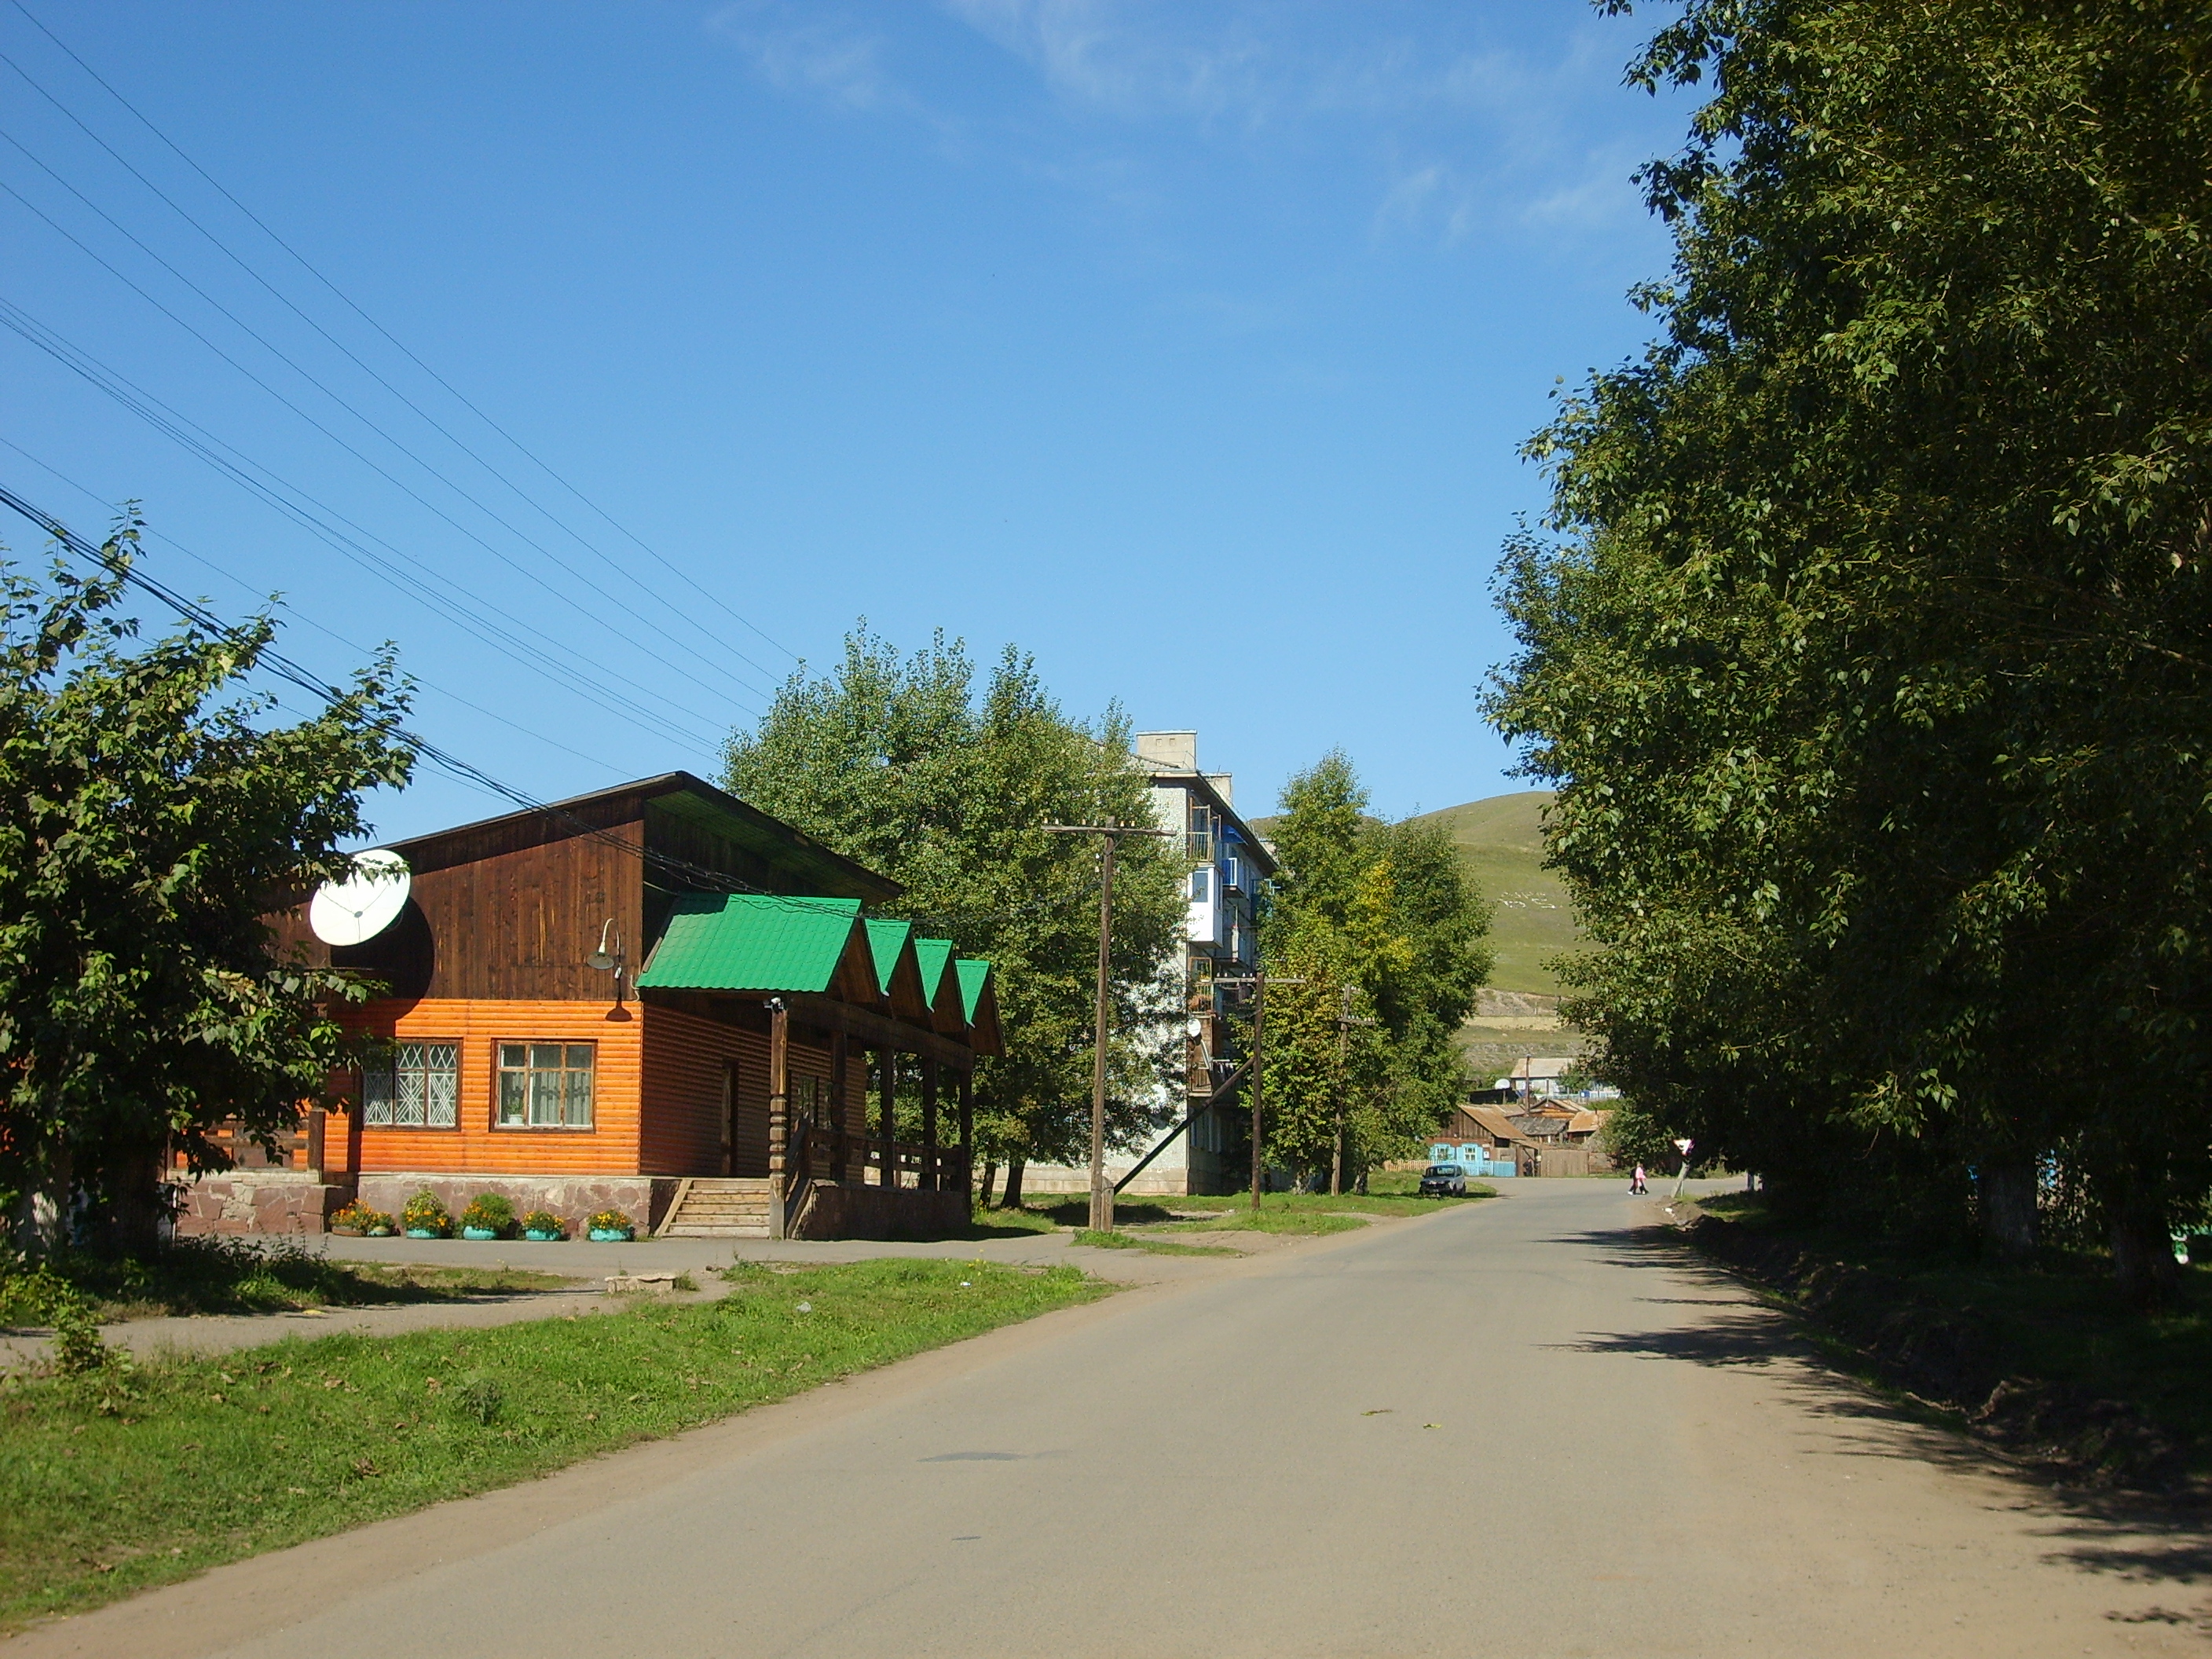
[309,850,412,947]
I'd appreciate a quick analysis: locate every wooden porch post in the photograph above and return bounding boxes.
[878,1048,898,1187]
[830,1031,850,1181]
[920,1058,939,1192]
[767,999,790,1240]
[957,1068,975,1201]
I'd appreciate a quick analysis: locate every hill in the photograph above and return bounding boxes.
[1409,791,1578,996]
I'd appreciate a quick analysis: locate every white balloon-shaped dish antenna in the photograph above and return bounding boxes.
[309,850,412,947]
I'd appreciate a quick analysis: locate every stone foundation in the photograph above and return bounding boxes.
[789,1181,969,1241]
[354,1175,681,1236]
[168,1172,353,1236]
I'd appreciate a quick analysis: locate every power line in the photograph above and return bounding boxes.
[0,111,778,705]
[2,0,798,672]
[0,165,771,719]
[0,293,729,754]
[0,483,814,912]
[0,434,632,776]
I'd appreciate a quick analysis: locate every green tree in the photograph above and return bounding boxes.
[1489,0,2212,1294]
[1259,753,1491,1187]
[0,527,414,1250]
[723,626,1184,1205]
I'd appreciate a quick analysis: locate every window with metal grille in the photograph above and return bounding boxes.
[496,1042,596,1130]
[362,1042,460,1128]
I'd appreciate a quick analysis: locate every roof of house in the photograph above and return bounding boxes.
[1567,1109,1607,1137]
[862,917,913,998]
[635,893,862,993]
[379,771,899,903]
[1506,1056,1580,1082]
[954,958,993,1024]
[1461,1104,1540,1147]
[912,936,955,1002]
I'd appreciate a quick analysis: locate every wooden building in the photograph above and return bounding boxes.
[172,773,999,1240]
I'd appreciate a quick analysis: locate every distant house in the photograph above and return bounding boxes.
[174,773,1001,1241]
[1492,1057,1583,1101]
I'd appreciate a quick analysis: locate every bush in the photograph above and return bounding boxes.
[331,1199,393,1233]
[460,1193,515,1236]
[400,1191,452,1236]
[519,1210,564,1238]
[48,1294,109,1375]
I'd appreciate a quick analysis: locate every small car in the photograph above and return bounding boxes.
[1419,1163,1469,1197]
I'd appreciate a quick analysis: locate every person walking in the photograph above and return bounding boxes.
[1631,1163,1647,1195]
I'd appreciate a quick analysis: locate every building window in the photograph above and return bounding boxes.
[1189,866,1210,903]
[362,1042,460,1128]
[496,1042,596,1130]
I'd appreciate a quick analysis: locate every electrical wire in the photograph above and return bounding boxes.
[0,434,632,775]
[0,166,770,719]
[0,293,729,754]
[2,2,797,674]
[0,114,778,705]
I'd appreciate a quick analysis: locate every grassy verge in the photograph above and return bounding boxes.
[1,1238,576,1324]
[0,1258,1104,1632]
[1166,1189,1492,1221]
[1165,1209,1368,1237]
[1069,1229,1240,1257]
[1688,1196,2212,1478]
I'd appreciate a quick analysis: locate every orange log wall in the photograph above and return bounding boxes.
[333,998,852,1180]
[337,998,646,1176]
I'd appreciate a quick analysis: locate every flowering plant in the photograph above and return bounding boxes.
[520,1210,564,1238]
[400,1190,452,1236]
[586,1208,632,1235]
[460,1193,516,1236]
[331,1199,392,1233]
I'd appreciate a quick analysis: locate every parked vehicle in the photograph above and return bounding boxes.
[1419,1163,1469,1198]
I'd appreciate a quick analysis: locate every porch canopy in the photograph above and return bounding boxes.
[635,892,994,1066]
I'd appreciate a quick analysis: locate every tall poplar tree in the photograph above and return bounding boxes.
[722,627,1183,1204]
[1489,0,2212,1295]
[1259,753,1491,1185]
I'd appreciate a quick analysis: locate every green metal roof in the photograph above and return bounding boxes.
[635,893,861,993]
[913,937,955,1002]
[862,917,914,998]
[954,958,994,1022]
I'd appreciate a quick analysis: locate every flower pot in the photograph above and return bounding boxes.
[404,1226,443,1239]
[523,1228,562,1242]
[588,1227,632,1242]
[329,1225,364,1237]
[365,1226,394,1237]
[461,1225,500,1241]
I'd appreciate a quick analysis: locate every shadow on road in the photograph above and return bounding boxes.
[1551,1218,2212,1593]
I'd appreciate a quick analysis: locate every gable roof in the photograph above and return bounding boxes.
[635,894,865,993]
[1462,1104,1540,1147]
[954,958,1002,1057]
[913,937,969,1036]
[860,917,932,1021]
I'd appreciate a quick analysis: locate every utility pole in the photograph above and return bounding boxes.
[1218,967,1306,1211]
[1046,822,1174,1232]
[1331,983,1377,1197]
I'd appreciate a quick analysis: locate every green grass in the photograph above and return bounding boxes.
[1069,1229,1240,1257]
[1411,791,1580,996]
[1695,1196,2212,1473]
[0,1238,577,1325]
[0,1258,1104,1631]
[1164,1209,1369,1236]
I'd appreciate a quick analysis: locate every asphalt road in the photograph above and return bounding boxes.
[16,1182,2211,1657]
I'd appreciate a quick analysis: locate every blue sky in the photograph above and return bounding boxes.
[0,0,1691,841]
